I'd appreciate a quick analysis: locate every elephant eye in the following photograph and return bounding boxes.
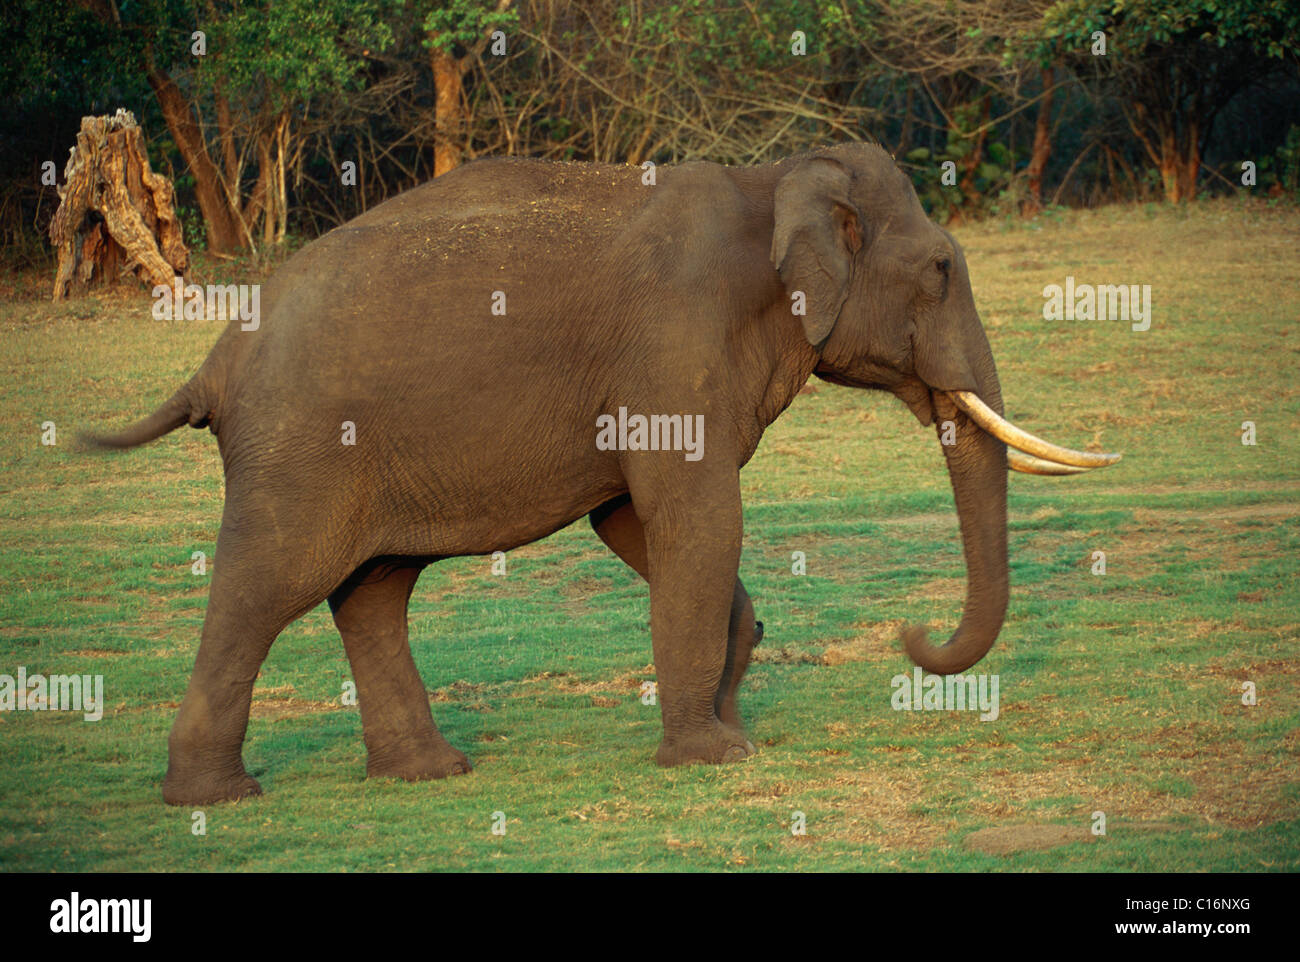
[935,257,951,276]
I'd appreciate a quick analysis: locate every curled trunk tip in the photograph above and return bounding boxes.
[901,623,997,676]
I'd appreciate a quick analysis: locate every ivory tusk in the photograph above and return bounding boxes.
[949,390,1121,469]
[1007,449,1091,476]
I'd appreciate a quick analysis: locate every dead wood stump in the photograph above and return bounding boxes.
[49,108,190,300]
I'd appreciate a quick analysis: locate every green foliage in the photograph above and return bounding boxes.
[562,1,876,95]
[2,0,1298,261]
[1253,125,1300,198]
[1038,0,1300,61]
[203,0,394,108]
[1033,0,1300,203]
[422,0,519,53]
[177,201,208,251]
[905,137,1016,222]
[0,0,124,99]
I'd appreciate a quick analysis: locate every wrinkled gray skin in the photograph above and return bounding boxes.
[91,142,1007,806]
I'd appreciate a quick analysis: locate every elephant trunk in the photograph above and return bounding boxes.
[903,359,1009,675]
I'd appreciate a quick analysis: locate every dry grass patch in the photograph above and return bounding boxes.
[820,619,909,665]
[965,824,1092,855]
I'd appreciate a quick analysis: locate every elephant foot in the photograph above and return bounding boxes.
[162,764,263,806]
[656,721,756,767]
[366,735,472,782]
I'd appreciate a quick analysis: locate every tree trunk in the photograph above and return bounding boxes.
[1131,101,1200,204]
[431,47,466,177]
[49,110,190,300]
[896,85,914,156]
[1156,140,1199,202]
[275,112,289,242]
[256,127,278,246]
[214,90,242,211]
[1175,119,1200,202]
[427,2,513,178]
[1158,130,1179,201]
[1023,68,1054,214]
[957,94,991,210]
[145,62,244,252]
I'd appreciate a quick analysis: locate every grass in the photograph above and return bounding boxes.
[1,196,1297,871]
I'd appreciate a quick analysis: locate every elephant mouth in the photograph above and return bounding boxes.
[947,390,1122,476]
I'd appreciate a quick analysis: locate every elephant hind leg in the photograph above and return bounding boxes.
[588,495,762,730]
[329,559,470,782]
[164,515,351,806]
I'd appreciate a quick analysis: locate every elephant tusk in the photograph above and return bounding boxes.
[949,390,1121,469]
[1007,450,1091,476]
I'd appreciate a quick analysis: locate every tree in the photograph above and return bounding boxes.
[422,0,516,177]
[1040,0,1300,202]
[78,0,392,251]
[862,0,1057,216]
[498,0,884,165]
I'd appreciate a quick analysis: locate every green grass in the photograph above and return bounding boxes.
[1,197,1297,871]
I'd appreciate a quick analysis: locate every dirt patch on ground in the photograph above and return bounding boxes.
[1009,500,1299,583]
[1194,502,1300,522]
[902,578,964,604]
[723,763,953,851]
[429,679,489,702]
[877,512,953,530]
[819,620,908,665]
[515,667,652,695]
[567,796,657,824]
[249,697,341,719]
[1123,821,1183,833]
[754,646,824,665]
[243,683,344,719]
[992,723,1296,830]
[966,820,1181,855]
[722,711,1294,853]
[965,824,1092,855]
[754,621,909,667]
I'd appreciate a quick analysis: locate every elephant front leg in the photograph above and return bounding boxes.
[589,495,762,734]
[637,484,755,766]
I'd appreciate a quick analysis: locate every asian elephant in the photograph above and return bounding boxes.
[87,142,1119,805]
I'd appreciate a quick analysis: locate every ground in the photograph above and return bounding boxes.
[0,197,1296,871]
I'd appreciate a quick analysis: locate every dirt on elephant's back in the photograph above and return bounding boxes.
[437,194,635,263]
[430,162,646,264]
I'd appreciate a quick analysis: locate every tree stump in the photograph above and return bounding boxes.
[49,109,190,301]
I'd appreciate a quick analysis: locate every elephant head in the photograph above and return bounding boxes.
[770,144,1119,675]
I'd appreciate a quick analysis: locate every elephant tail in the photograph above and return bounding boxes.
[80,356,226,451]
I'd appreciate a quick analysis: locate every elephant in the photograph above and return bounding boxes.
[87,142,1119,805]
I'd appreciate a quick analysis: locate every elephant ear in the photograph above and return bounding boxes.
[770,157,864,349]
